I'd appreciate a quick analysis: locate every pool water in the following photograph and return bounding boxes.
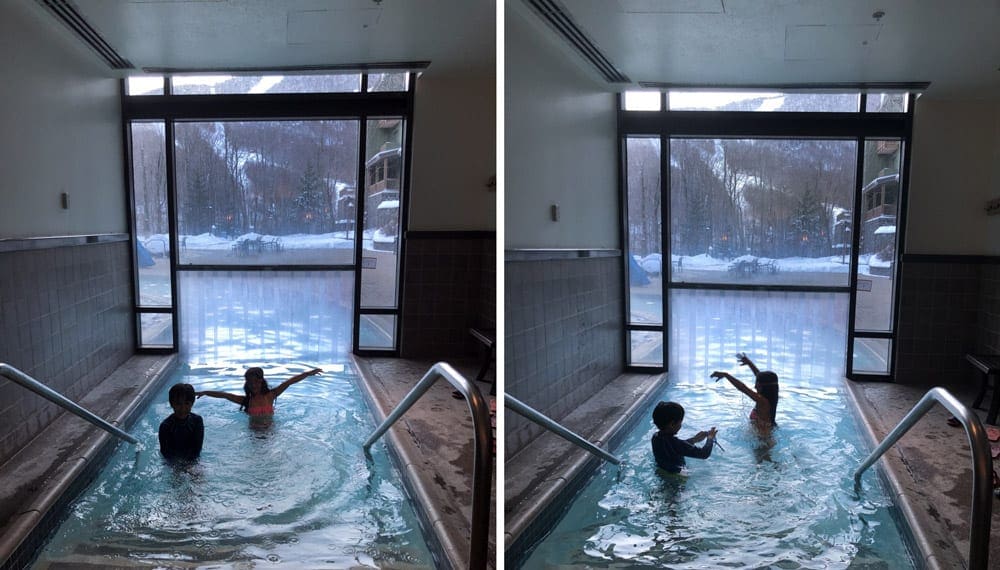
[33,362,433,569]
[522,382,917,569]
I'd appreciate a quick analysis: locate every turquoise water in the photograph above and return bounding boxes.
[522,382,916,569]
[33,362,433,569]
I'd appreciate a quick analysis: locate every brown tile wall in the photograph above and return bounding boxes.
[400,233,496,358]
[504,253,625,460]
[895,257,1000,385]
[0,240,134,466]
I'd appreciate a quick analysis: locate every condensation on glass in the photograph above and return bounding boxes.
[669,289,849,379]
[172,120,359,266]
[170,74,362,95]
[178,271,354,363]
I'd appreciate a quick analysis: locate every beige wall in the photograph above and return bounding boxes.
[409,73,496,231]
[907,98,1000,255]
[504,6,618,249]
[0,3,124,239]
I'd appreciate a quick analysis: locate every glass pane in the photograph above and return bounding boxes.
[670,289,849,382]
[361,118,404,309]
[178,271,354,364]
[174,120,359,265]
[367,73,409,92]
[669,91,859,112]
[131,122,172,307]
[170,74,361,95]
[670,138,856,287]
[626,137,662,325]
[359,315,396,349]
[855,139,902,332]
[630,331,663,366]
[623,91,661,111]
[126,76,164,96]
[866,93,908,113]
[139,313,173,347]
[853,338,891,374]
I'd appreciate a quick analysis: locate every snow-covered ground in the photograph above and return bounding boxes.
[636,252,883,276]
[140,230,384,254]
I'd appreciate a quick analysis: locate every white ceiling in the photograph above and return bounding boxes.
[35,0,495,79]
[523,0,1000,100]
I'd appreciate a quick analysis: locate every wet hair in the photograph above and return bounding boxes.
[755,371,780,425]
[168,383,195,406]
[241,367,270,413]
[652,401,684,430]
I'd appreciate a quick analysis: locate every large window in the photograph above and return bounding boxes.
[125,73,413,355]
[621,88,914,379]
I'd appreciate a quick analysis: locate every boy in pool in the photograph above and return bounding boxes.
[159,383,204,461]
[196,367,323,418]
[712,352,779,432]
[651,401,717,474]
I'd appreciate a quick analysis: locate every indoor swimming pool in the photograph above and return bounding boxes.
[31,362,434,569]
[521,380,917,568]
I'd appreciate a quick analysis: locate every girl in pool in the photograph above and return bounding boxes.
[711,352,779,432]
[196,367,323,418]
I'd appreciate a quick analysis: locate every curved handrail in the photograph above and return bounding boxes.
[362,362,491,570]
[854,387,991,570]
[506,395,621,465]
[0,362,138,444]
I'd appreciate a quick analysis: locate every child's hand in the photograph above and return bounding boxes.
[736,352,750,366]
[710,371,726,382]
[707,427,718,439]
[195,391,204,399]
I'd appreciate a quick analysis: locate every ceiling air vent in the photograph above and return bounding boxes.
[523,0,630,83]
[36,0,134,70]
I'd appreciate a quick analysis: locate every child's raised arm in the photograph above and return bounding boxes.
[711,371,768,408]
[196,390,245,405]
[270,368,323,399]
[736,352,761,376]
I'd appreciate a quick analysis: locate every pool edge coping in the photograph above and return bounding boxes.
[503,371,668,568]
[843,379,964,570]
[0,354,178,570]
[349,355,468,570]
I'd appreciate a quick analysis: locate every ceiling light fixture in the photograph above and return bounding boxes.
[872,9,885,22]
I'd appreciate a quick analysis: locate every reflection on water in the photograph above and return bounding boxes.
[34,364,433,569]
[523,384,915,569]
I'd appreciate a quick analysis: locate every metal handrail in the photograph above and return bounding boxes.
[506,395,621,465]
[362,362,491,570]
[0,362,138,444]
[854,387,991,570]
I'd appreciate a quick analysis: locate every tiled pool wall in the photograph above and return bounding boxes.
[503,372,663,569]
[0,236,134,467]
[401,231,496,358]
[1,357,177,570]
[896,256,1000,384]
[504,250,625,460]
